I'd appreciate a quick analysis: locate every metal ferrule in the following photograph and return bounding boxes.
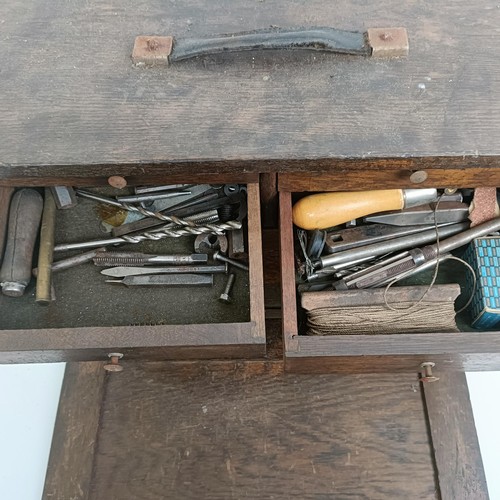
[402,188,438,208]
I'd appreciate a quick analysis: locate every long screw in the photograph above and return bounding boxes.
[76,189,240,231]
[219,273,236,303]
[213,251,249,272]
[420,362,439,383]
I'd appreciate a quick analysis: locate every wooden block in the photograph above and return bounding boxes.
[301,284,461,311]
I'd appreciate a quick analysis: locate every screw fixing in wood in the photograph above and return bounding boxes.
[104,352,124,372]
[420,361,439,383]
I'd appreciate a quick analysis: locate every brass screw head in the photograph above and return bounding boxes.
[104,352,124,372]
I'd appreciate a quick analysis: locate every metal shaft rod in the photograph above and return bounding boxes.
[33,247,107,276]
[317,222,469,269]
[213,251,249,272]
[339,217,500,289]
[116,191,191,203]
[36,189,57,305]
[135,184,193,194]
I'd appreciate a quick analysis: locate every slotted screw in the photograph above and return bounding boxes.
[104,352,124,372]
[213,250,249,272]
[219,273,236,304]
[420,361,439,383]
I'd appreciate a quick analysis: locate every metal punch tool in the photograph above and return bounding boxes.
[107,274,214,287]
[101,264,228,277]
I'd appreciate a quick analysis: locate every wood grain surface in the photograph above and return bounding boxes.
[0,187,14,258]
[2,0,500,177]
[0,323,265,364]
[423,371,489,500]
[279,191,299,351]
[279,168,500,192]
[247,183,266,340]
[89,362,438,500]
[43,362,107,500]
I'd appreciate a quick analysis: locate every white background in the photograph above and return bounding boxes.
[0,364,498,499]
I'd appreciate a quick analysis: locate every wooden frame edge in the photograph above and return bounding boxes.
[43,362,107,500]
[422,371,489,500]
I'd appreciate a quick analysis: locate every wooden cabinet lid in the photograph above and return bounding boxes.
[0,0,498,175]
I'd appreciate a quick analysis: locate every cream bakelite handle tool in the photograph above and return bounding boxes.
[292,189,438,230]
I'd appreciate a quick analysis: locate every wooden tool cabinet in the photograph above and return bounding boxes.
[1,0,500,373]
[2,1,498,498]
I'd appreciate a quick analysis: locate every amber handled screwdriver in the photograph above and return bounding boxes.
[0,189,43,297]
[36,188,57,305]
[292,189,438,230]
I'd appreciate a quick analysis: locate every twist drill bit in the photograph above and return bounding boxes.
[54,221,242,252]
[75,189,241,231]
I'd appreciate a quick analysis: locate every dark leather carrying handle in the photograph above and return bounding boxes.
[171,28,370,61]
[132,27,408,66]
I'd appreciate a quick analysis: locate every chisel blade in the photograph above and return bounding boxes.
[364,202,469,226]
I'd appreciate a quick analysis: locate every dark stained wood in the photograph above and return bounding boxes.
[0,172,259,188]
[259,173,278,227]
[423,371,489,500]
[279,191,299,352]
[0,323,265,363]
[43,362,107,500]
[89,361,438,499]
[2,1,500,177]
[262,228,281,317]
[246,183,266,342]
[285,333,500,373]
[0,187,14,258]
[279,168,500,192]
[285,353,500,374]
[292,332,500,357]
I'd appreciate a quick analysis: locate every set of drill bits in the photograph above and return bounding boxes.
[0,183,249,305]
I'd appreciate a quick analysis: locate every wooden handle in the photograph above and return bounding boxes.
[292,189,405,229]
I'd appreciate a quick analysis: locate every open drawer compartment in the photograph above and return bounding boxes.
[279,188,500,374]
[0,182,265,363]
